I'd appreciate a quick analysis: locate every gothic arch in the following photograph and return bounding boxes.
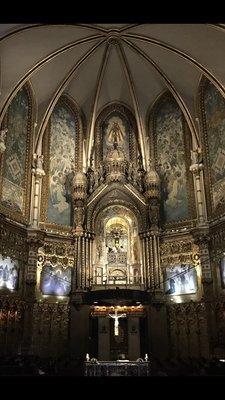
[86,182,148,232]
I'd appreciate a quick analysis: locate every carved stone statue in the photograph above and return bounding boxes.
[0,128,8,154]
[74,206,85,232]
[87,167,95,194]
[98,164,104,184]
[149,198,160,227]
[190,148,203,175]
[190,147,203,165]
[127,162,134,181]
[32,153,45,177]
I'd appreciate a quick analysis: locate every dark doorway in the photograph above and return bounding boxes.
[89,317,98,358]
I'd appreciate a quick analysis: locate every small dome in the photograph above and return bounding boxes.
[145,169,160,185]
[73,171,87,186]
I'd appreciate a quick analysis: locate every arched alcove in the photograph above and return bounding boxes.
[92,204,142,287]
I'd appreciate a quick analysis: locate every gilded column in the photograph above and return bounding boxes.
[31,154,45,228]
[146,235,151,289]
[26,229,45,289]
[189,147,207,224]
[191,226,216,355]
[141,234,147,288]
[143,161,162,296]
[149,235,154,290]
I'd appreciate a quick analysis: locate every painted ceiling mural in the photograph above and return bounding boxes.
[203,81,225,211]
[47,103,76,226]
[1,87,29,212]
[155,97,188,223]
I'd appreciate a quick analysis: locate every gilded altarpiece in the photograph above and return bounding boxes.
[0,84,34,223]
[150,93,195,226]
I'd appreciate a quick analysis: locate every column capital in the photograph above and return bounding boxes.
[26,228,46,247]
[191,225,210,246]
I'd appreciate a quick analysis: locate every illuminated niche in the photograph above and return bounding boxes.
[40,263,72,296]
[0,255,19,291]
[164,264,198,295]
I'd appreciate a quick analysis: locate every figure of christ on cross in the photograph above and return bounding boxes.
[108,309,126,336]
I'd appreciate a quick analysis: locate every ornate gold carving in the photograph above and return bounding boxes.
[167,302,209,359]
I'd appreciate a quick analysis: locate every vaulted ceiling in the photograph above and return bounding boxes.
[0,23,225,159]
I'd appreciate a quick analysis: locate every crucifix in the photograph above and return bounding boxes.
[108,309,126,336]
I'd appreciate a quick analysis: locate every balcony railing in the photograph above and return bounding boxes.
[85,360,150,376]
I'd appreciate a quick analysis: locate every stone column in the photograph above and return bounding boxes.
[25,230,46,290]
[98,317,110,361]
[128,316,140,360]
[72,232,93,292]
[140,234,147,288]
[31,154,45,228]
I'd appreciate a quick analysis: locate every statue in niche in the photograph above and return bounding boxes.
[0,128,8,153]
[34,154,44,170]
[94,169,99,189]
[127,162,134,182]
[132,166,139,187]
[137,154,143,171]
[107,121,125,145]
[74,206,85,231]
[98,164,104,184]
[87,167,95,194]
[190,147,203,165]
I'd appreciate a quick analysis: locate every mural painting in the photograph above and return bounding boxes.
[47,103,76,226]
[40,263,71,296]
[156,98,188,222]
[1,87,29,212]
[164,264,197,295]
[0,255,19,291]
[204,81,225,210]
